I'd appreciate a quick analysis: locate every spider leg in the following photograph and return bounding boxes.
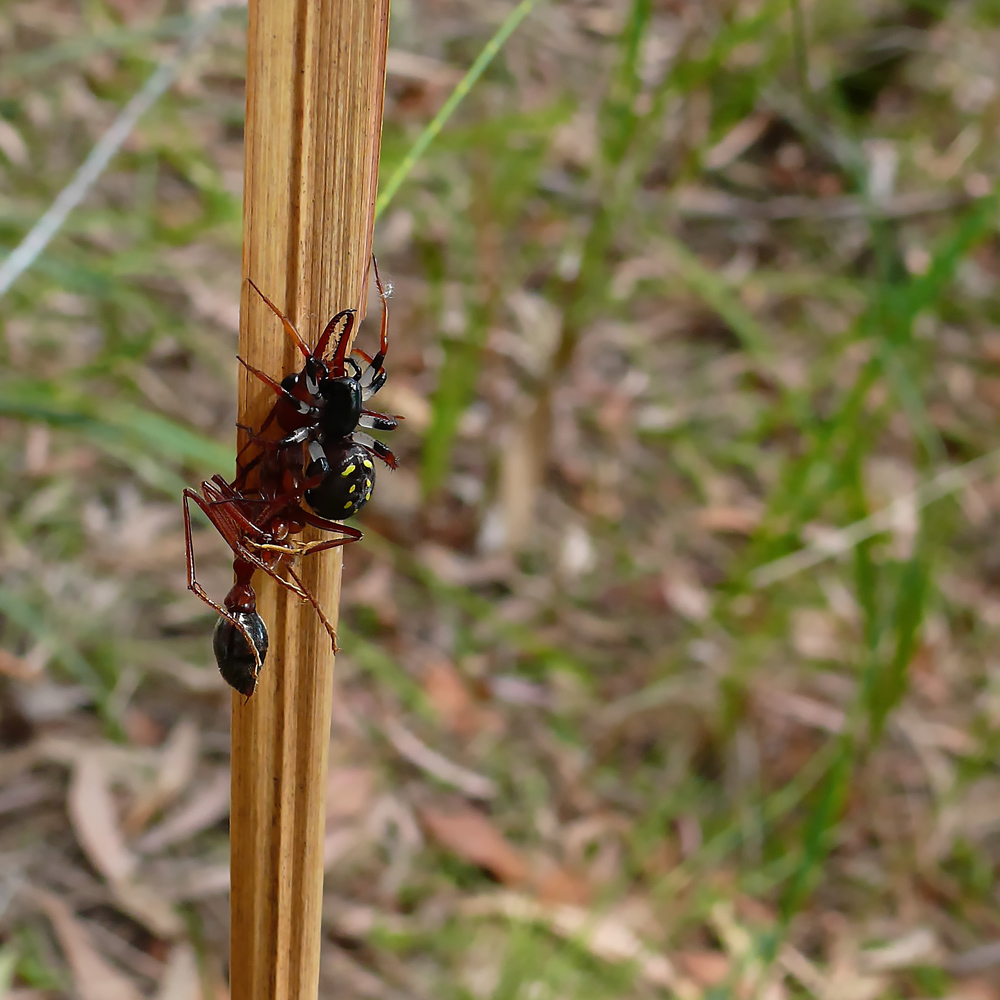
[371,253,390,360]
[361,368,387,400]
[351,347,387,392]
[358,412,398,432]
[247,278,311,360]
[237,356,317,418]
[353,431,397,470]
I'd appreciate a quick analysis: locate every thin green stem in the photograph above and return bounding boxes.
[374,0,540,218]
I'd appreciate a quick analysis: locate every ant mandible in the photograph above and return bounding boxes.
[184,258,398,696]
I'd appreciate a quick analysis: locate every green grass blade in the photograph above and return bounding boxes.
[374,0,541,218]
[0,379,232,478]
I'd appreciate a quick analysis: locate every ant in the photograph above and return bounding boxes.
[182,471,347,696]
[184,259,398,696]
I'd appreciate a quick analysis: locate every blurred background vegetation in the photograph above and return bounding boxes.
[2,0,1000,997]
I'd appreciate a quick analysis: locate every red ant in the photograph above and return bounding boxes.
[184,259,398,696]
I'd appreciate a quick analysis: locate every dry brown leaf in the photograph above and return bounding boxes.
[424,658,475,728]
[533,864,591,906]
[661,563,712,620]
[326,766,375,822]
[423,658,501,737]
[758,688,846,733]
[948,980,1000,1000]
[69,753,137,883]
[111,879,185,939]
[419,804,528,885]
[373,379,432,430]
[324,827,363,870]
[164,861,230,903]
[202,955,231,1000]
[122,709,166,748]
[498,403,546,551]
[858,927,942,973]
[703,112,773,169]
[677,950,730,986]
[821,913,891,1000]
[696,505,762,534]
[462,892,697,996]
[31,888,143,1000]
[385,719,497,799]
[124,719,199,834]
[341,560,398,625]
[154,942,200,1000]
[791,608,841,661]
[0,120,29,168]
[136,768,230,854]
[0,647,40,681]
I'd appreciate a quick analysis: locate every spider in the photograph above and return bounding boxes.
[235,254,399,515]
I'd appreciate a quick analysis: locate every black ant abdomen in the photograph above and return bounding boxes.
[214,610,269,697]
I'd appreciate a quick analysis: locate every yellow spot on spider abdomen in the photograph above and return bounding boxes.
[344,501,353,510]
[363,459,373,469]
[349,484,356,493]
[341,464,356,477]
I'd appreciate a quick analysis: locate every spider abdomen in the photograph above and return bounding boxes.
[305,439,376,521]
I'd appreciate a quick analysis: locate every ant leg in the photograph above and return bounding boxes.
[233,445,264,490]
[353,431,397,470]
[298,512,365,540]
[197,483,312,601]
[247,278,311,360]
[183,489,263,674]
[283,564,340,653]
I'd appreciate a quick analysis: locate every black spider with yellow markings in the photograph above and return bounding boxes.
[236,255,399,526]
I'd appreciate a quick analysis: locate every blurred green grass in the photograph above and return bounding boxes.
[4,0,1000,996]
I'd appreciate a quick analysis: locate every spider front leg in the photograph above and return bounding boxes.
[237,356,319,420]
[247,278,311,360]
[348,349,388,401]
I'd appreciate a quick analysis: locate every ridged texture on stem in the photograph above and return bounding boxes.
[231,3,389,998]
